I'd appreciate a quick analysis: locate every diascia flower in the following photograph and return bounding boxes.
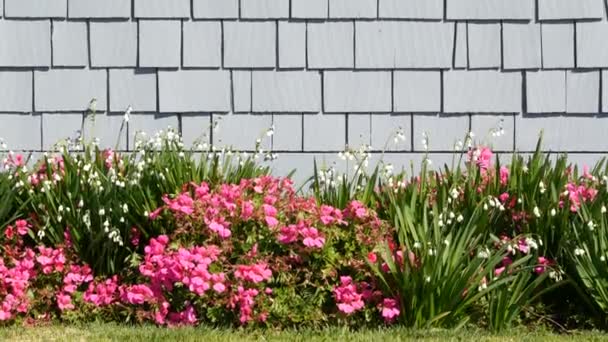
[301,227,325,249]
[380,298,400,322]
[333,276,365,314]
[234,264,272,284]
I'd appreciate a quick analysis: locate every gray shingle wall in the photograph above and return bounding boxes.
[0,1,606,171]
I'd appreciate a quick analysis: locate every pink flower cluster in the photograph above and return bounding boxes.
[566,182,598,212]
[4,219,30,240]
[234,264,272,284]
[278,222,325,249]
[333,276,365,315]
[468,146,493,170]
[59,265,93,311]
[36,247,66,274]
[0,248,35,320]
[84,276,120,307]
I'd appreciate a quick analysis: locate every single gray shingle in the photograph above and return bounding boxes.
[307,22,354,69]
[158,70,231,112]
[223,22,276,68]
[52,21,87,67]
[503,23,541,70]
[128,114,178,149]
[134,0,190,18]
[35,70,106,112]
[213,114,273,150]
[603,71,608,113]
[379,0,443,19]
[577,22,608,68]
[371,115,412,151]
[232,71,252,113]
[330,0,376,18]
[252,71,321,113]
[241,0,289,18]
[526,71,566,113]
[82,114,127,150]
[109,69,157,112]
[348,114,371,148]
[0,20,50,67]
[566,71,599,113]
[444,70,522,113]
[467,23,501,69]
[42,113,83,150]
[273,114,303,151]
[139,20,181,68]
[183,21,222,68]
[291,0,328,18]
[304,114,346,151]
[538,0,604,20]
[446,0,534,20]
[393,71,441,112]
[413,114,470,151]
[5,0,66,18]
[0,114,41,151]
[68,0,130,18]
[470,115,514,151]
[324,71,391,113]
[0,71,33,112]
[90,22,137,67]
[454,22,467,69]
[516,116,608,152]
[181,115,211,148]
[279,22,306,69]
[193,0,238,18]
[541,24,574,69]
[356,22,453,68]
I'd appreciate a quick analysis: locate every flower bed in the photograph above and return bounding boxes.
[0,129,608,331]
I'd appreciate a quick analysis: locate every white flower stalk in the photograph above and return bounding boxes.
[124,105,132,122]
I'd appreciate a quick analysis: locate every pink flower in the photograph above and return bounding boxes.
[499,192,510,204]
[235,264,272,284]
[57,293,74,311]
[517,239,529,254]
[241,201,254,220]
[265,216,279,228]
[15,220,29,236]
[333,276,365,315]
[380,298,400,322]
[208,221,231,238]
[534,257,551,275]
[468,146,493,170]
[278,225,298,244]
[346,201,368,220]
[194,182,210,199]
[4,225,14,240]
[0,310,12,321]
[301,227,325,249]
[213,282,226,293]
[162,194,194,215]
[367,252,378,263]
[499,166,509,186]
[120,284,154,305]
[148,207,163,220]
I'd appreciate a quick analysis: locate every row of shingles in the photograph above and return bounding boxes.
[3,0,604,20]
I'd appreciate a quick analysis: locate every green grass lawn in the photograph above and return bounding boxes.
[1,324,608,342]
